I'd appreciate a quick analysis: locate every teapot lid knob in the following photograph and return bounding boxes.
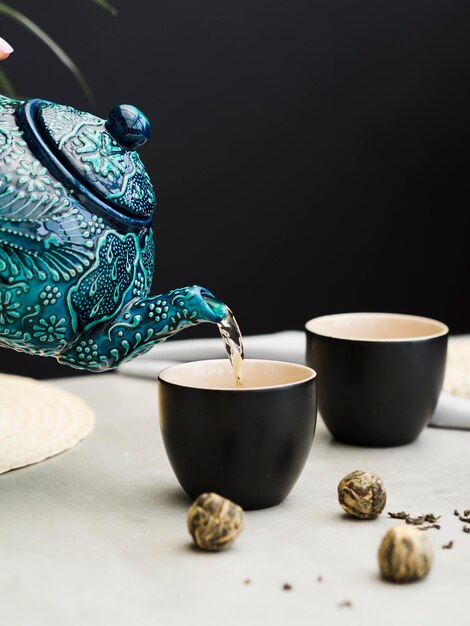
[105,104,151,150]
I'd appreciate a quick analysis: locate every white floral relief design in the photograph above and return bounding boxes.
[16,160,53,193]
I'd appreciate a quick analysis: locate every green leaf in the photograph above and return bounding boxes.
[0,2,94,104]
[0,66,16,98]
[89,0,118,17]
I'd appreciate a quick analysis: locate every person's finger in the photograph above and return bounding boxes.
[0,37,14,61]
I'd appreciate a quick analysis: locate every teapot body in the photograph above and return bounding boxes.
[0,95,227,370]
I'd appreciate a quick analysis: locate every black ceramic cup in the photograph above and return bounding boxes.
[305,313,448,447]
[158,359,317,510]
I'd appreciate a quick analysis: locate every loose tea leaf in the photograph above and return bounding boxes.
[282,583,293,591]
[243,579,251,585]
[388,511,409,520]
[454,509,470,521]
[388,512,441,526]
[442,541,454,549]
[463,526,470,534]
[418,524,441,531]
[317,575,323,583]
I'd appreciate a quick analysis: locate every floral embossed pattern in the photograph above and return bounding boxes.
[32,315,67,342]
[16,160,52,193]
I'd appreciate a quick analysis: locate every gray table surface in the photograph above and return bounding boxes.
[1,373,469,626]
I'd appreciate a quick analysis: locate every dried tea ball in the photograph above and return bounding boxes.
[187,492,244,551]
[378,525,433,583]
[338,470,386,519]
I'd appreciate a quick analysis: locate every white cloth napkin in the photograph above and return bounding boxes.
[117,331,470,430]
[431,392,470,430]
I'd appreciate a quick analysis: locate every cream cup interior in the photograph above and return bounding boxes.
[158,359,316,390]
[306,313,448,342]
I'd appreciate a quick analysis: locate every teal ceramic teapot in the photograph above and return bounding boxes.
[0,95,228,371]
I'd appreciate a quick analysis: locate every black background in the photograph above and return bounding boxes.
[1,0,469,378]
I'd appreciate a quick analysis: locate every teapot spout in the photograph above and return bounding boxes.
[191,287,228,324]
[58,286,228,371]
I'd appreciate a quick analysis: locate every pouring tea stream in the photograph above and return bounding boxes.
[217,307,245,387]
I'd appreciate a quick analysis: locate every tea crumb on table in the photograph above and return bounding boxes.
[338,600,353,608]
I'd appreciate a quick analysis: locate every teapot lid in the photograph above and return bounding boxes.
[17,99,156,229]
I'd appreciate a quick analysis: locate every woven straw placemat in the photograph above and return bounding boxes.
[0,374,95,474]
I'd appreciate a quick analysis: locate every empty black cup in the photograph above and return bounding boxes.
[305,313,448,447]
[158,359,317,510]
